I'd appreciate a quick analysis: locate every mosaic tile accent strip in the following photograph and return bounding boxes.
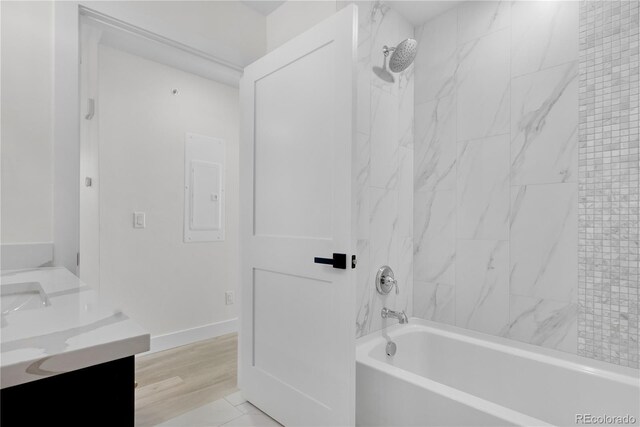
[578,0,640,368]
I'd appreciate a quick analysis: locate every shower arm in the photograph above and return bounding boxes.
[382,45,396,57]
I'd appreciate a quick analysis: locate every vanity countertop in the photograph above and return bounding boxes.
[1,267,150,389]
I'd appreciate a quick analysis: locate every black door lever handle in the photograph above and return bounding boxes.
[314,253,347,269]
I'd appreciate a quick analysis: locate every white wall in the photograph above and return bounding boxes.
[1,1,53,244]
[97,45,240,339]
[1,0,249,339]
[0,1,265,271]
[266,1,338,52]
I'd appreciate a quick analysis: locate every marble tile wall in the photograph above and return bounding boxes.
[413,1,583,353]
[353,1,414,338]
[578,0,639,368]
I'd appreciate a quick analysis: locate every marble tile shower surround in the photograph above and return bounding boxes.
[353,1,414,338]
[346,0,638,368]
[577,0,640,368]
[413,1,584,355]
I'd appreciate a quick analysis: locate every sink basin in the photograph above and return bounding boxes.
[1,282,50,315]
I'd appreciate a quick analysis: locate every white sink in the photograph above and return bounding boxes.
[1,282,50,315]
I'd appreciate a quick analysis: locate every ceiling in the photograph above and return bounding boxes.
[391,1,462,26]
[240,1,462,26]
[240,1,285,15]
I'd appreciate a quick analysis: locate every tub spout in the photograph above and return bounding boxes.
[381,307,408,324]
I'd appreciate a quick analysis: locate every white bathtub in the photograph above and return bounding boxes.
[356,319,640,426]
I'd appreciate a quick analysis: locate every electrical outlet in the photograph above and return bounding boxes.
[133,212,145,229]
[225,291,234,305]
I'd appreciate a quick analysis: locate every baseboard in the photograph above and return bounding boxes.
[1,242,54,270]
[146,318,238,354]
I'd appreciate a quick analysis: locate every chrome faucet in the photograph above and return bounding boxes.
[381,307,408,324]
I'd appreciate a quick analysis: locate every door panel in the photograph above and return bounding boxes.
[240,5,357,426]
[254,43,335,239]
[253,268,337,406]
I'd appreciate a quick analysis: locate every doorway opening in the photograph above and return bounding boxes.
[78,10,244,425]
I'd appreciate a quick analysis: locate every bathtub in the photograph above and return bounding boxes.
[356,319,639,426]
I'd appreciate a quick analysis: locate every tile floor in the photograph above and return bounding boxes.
[158,391,281,427]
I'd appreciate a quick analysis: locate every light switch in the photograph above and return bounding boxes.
[133,212,145,229]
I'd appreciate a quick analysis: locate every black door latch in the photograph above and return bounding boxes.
[314,253,347,269]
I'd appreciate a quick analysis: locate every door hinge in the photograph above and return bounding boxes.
[352,255,357,269]
[85,98,95,120]
[77,252,80,266]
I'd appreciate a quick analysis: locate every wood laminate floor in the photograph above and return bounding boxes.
[135,333,238,426]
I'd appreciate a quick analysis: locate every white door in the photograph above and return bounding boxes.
[239,5,357,426]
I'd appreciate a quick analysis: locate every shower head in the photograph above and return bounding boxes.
[384,38,417,73]
[372,38,417,83]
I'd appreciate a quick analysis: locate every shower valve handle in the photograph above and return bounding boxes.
[384,276,399,295]
[376,266,399,295]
